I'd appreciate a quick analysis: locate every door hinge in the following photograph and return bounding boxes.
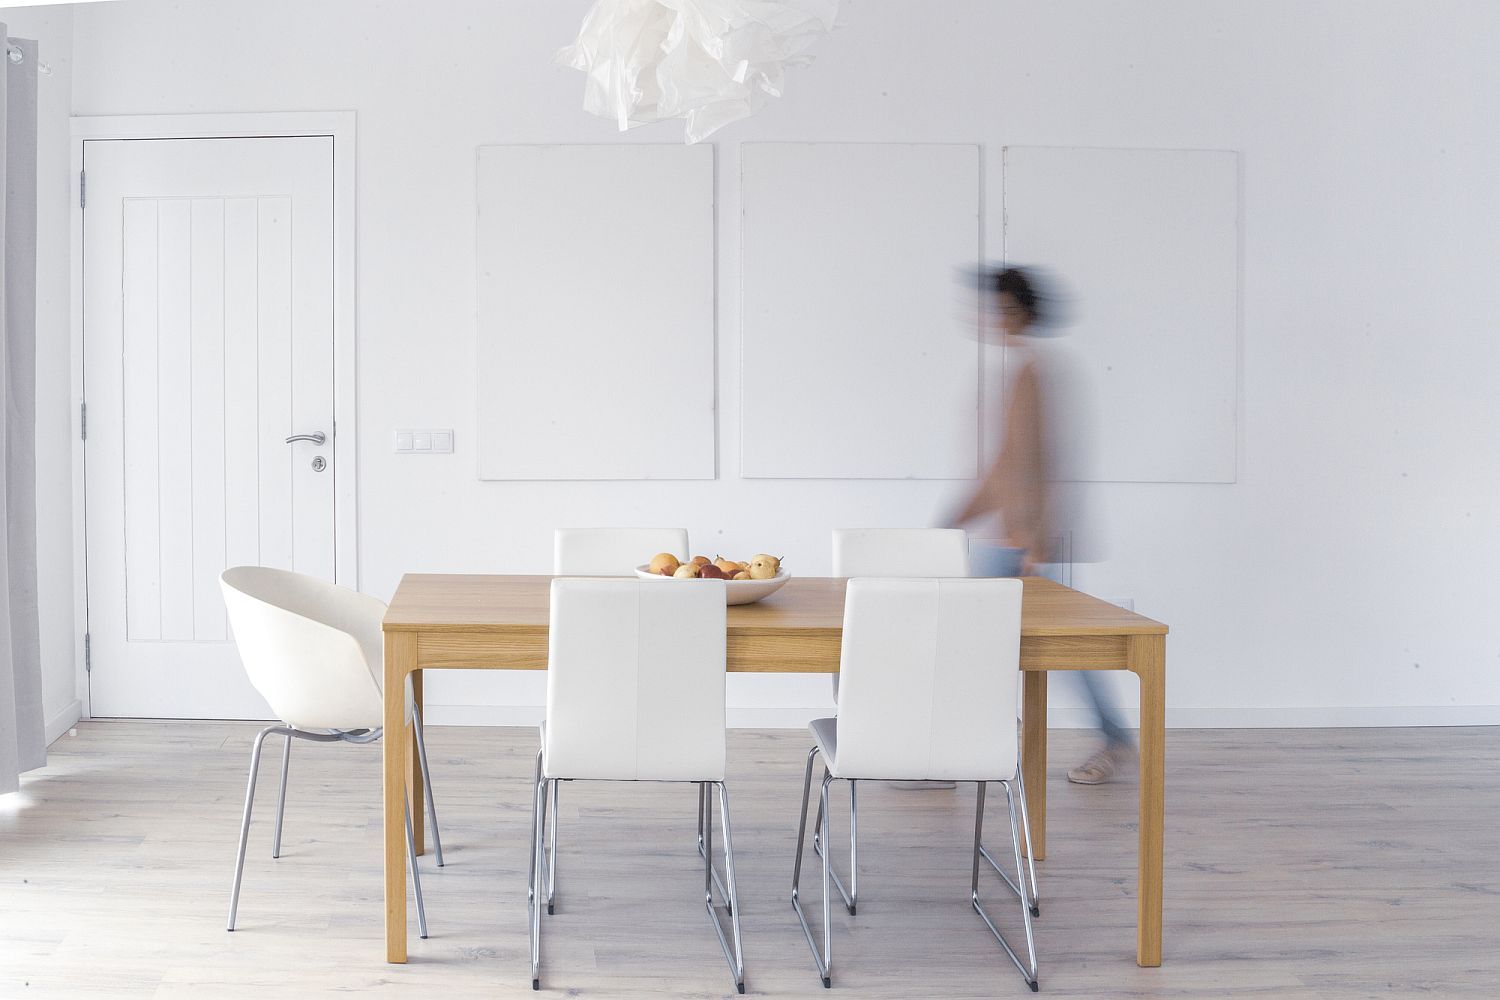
[79,169,86,209]
[84,633,91,672]
[80,401,87,441]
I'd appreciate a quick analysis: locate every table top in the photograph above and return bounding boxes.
[384,574,1167,637]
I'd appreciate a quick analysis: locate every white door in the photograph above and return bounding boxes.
[83,136,336,719]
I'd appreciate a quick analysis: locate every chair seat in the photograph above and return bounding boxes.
[540,720,725,783]
[809,717,841,777]
[810,716,1017,783]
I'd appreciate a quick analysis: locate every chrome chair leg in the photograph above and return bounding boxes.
[979,766,1040,917]
[528,749,542,903]
[812,775,858,915]
[404,794,429,940]
[228,724,282,931]
[411,702,444,868]
[529,772,548,990]
[791,746,834,988]
[697,781,731,911]
[1015,763,1040,914]
[703,781,746,994]
[271,733,292,859]
[972,780,1039,991]
[545,775,559,913]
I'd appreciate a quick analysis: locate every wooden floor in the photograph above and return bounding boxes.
[2,722,1498,999]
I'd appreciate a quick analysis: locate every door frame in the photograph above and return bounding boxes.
[70,111,359,719]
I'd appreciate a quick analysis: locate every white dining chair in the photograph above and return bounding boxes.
[553,527,690,576]
[826,528,1039,919]
[528,578,745,994]
[831,528,970,579]
[791,577,1038,992]
[219,566,442,937]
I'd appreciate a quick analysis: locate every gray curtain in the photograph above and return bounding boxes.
[0,26,42,796]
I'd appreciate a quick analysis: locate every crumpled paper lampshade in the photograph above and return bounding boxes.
[559,0,839,144]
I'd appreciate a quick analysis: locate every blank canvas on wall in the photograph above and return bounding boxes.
[740,143,981,479]
[1002,146,1240,484]
[476,144,715,480]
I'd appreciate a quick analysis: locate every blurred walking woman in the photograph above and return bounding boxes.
[951,267,1057,573]
[950,266,1134,785]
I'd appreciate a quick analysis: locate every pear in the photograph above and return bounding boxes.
[699,563,727,580]
[649,552,681,575]
[713,557,738,575]
[690,555,712,568]
[731,570,751,581]
[748,554,782,580]
[673,563,700,579]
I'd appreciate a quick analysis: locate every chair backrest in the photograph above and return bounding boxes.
[220,566,386,732]
[834,577,1022,781]
[553,527,690,576]
[831,528,970,578]
[544,578,727,782]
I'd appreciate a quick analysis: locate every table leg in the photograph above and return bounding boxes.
[384,632,416,963]
[408,670,425,856]
[1129,634,1166,967]
[1021,671,1048,860]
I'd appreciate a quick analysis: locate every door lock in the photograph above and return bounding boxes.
[311,456,326,472]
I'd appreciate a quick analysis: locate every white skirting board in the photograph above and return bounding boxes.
[419,703,1500,730]
[46,699,83,746]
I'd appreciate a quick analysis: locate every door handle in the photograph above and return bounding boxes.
[285,432,327,445]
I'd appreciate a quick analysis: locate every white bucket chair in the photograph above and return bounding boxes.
[826,530,1040,918]
[553,527,690,576]
[219,566,442,937]
[791,577,1039,992]
[529,578,745,994]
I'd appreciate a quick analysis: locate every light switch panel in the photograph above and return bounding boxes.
[395,429,454,454]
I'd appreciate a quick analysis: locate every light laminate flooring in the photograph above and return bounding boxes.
[2,722,1498,999]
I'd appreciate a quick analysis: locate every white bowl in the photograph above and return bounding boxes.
[634,565,792,605]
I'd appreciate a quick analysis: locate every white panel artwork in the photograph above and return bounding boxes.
[740,143,982,479]
[1002,146,1240,483]
[476,145,716,480]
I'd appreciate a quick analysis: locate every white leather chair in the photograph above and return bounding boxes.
[529,578,745,994]
[831,528,970,578]
[791,578,1038,992]
[826,528,1038,920]
[828,528,970,708]
[553,527,690,576]
[219,566,442,937]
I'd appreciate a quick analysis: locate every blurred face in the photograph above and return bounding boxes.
[995,292,1031,337]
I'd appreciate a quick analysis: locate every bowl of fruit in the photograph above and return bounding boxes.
[636,553,790,605]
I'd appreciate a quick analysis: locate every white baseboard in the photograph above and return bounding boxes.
[423,703,1500,730]
[1050,705,1500,729]
[45,700,83,746]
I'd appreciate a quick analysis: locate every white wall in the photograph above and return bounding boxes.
[59,0,1500,728]
[4,6,77,743]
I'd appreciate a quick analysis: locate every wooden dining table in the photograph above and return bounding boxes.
[381,574,1168,967]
